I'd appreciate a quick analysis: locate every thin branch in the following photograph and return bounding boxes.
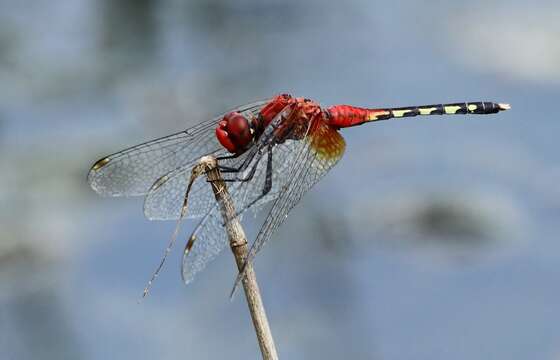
[195,156,279,360]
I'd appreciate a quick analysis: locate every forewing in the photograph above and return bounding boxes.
[143,104,297,220]
[88,99,270,197]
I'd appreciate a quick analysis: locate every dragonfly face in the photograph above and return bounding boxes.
[216,111,254,154]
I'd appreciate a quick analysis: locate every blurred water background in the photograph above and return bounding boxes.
[1,0,559,359]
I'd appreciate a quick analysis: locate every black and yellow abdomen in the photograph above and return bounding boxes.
[326,101,510,128]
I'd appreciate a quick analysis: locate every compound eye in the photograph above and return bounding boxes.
[216,112,252,153]
[216,120,236,153]
[228,114,250,136]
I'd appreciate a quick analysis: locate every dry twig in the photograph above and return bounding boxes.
[194,156,279,360]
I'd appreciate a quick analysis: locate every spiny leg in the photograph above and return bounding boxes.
[216,153,242,161]
[223,152,262,183]
[226,144,275,222]
[216,152,249,173]
[210,150,264,187]
[218,146,261,175]
[218,145,267,182]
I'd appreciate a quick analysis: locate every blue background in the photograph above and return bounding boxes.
[1,1,558,359]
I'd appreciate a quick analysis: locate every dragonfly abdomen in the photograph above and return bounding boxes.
[324,105,372,128]
[326,102,510,128]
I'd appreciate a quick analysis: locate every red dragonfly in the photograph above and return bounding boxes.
[88,94,509,293]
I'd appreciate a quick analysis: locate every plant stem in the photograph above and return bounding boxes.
[199,156,279,360]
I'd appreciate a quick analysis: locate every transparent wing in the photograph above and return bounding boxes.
[143,104,297,220]
[232,119,346,291]
[87,99,270,197]
[181,105,306,282]
[144,170,218,220]
[180,205,230,284]
[180,138,308,282]
[144,137,300,220]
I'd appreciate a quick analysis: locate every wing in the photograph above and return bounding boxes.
[181,105,305,282]
[87,99,270,197]
[143,103,298,220]
[180,137,310,282]
[180,205,229,284]
[232,119,346,292]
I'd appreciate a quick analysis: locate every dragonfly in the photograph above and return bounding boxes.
[88,94,510,295]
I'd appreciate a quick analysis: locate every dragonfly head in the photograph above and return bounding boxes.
[216,112,254,154]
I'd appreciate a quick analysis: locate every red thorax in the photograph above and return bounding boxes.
[216,94,323,154]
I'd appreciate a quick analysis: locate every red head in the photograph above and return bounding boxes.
[216,112,253,154]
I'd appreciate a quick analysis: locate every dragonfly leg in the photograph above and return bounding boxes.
[223,154,261,183]
[261,144,274,195]
[216,152,243,161]
[226,144,274,220]
[217,164,243,172]
[217,145,266,183]
[218,147,260,174]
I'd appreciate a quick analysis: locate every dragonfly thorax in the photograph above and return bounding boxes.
[216,112,255,154]
[216,94,295,154]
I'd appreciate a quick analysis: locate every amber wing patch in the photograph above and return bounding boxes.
[309,121,346,161]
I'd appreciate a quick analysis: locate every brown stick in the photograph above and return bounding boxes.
[197,156,279,360]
